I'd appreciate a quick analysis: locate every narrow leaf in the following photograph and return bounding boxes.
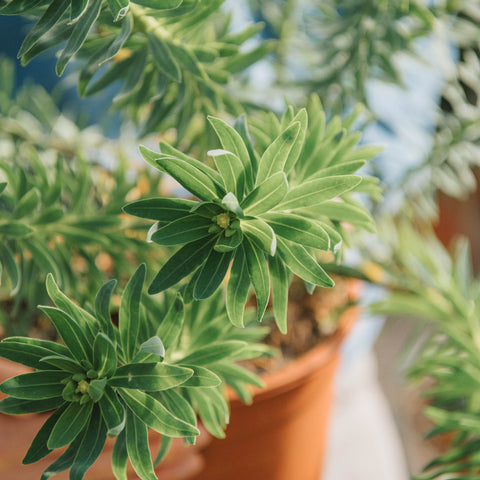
[110,363,193,391]
[151,214,212,245]
[119,264,146,363]
[256,122,301,185]
[148,237,215,294]
[193,249,233,300]
[243,237,270,321]
[0,370,68,400]
[269,255,289,333]
[99,386,125,437]
[241,172,288,216]
[226,247,250,327]
[275,175,362,211]
[120,389,200,437]
[47,401,93,449]
[277,237,334,287]
[93,333,117,378]
[241,218,276,256]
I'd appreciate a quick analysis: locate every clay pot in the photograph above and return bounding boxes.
[192,305,358,480]
[434,169,480,274]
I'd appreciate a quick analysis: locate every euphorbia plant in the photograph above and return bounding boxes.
[124,97,377,331]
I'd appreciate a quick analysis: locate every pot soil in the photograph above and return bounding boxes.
[192,278,360,480]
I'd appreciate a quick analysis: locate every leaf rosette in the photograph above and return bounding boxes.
[124,98,379,330]
[0,267,201,480]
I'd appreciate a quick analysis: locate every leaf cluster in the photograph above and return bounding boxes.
[0,0,272,137]
[125,97,378,331]
[372,224,480,480]
[0,58,161,336]
[0,266,269,480]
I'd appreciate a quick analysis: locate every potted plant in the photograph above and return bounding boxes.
[0,0,480,479]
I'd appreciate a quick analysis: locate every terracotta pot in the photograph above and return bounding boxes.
[434,169,480,274]
[192,305,358,480]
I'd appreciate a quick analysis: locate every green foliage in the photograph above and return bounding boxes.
[0,268,269,480]
[372,225,480,480]
[0,0,272,136]
[0,58,162,337]
[125,98,377,329]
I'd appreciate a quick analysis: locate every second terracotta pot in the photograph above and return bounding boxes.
[192,305,358,480]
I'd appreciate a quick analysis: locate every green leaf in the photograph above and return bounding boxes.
[208,116,254,192]
[155,154,225,201]
[112,430,128,480]
[214,229,243,252]
[275,175,362,211]
[189,388,228,438]
[284,109,308,174]
[24,239,62,281]
[48,401,93,449]
[39,306,93,363]
[151,214,212,245]
[269,255,289,333]
[309,160,367,178]
[0,396,64,415]
[155,293,184,351]
[110,363,193,391]
[242,172,288,216]
[226,248,250,327]
[23,406,67,465]
[243,237,270,321]
[88,379,107,402]
[312,201,376,232]
[40,355,84,373]
[56,0,103,76]
[148,32,181,82]
[123,197,196,221]
[151,389,196,431]
[99,386,126,437]
[119,264,146,363]
[210,362,264,389]
[256,122,301,185]
[208,149,245,198]
[70,406,107,480]
[241,218,276,256]
[159,142,224,185]
[93,333,117,378]
[0,221,35,237]
[94,279,117,340]
[133,0,183,9]
[78,14,132,93]
[13,188,39,219]
[148,237,215,294]
[17,0,69,58]
[193,249,233,300]
[180,365,222,388]
[120,389,200,437]
[125,411,156,480]
[0,336,70,370]
[0,370,68,400]
[154,436,172,467]
[70,0,88,22]
[262,213,330,250]
[277,237,334,287]
[0,0,46,15]
[40,434,84,480]
[107,0,129,21]
[0,242,19,294]
[177,340,247,366]
[46,274,97,342]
